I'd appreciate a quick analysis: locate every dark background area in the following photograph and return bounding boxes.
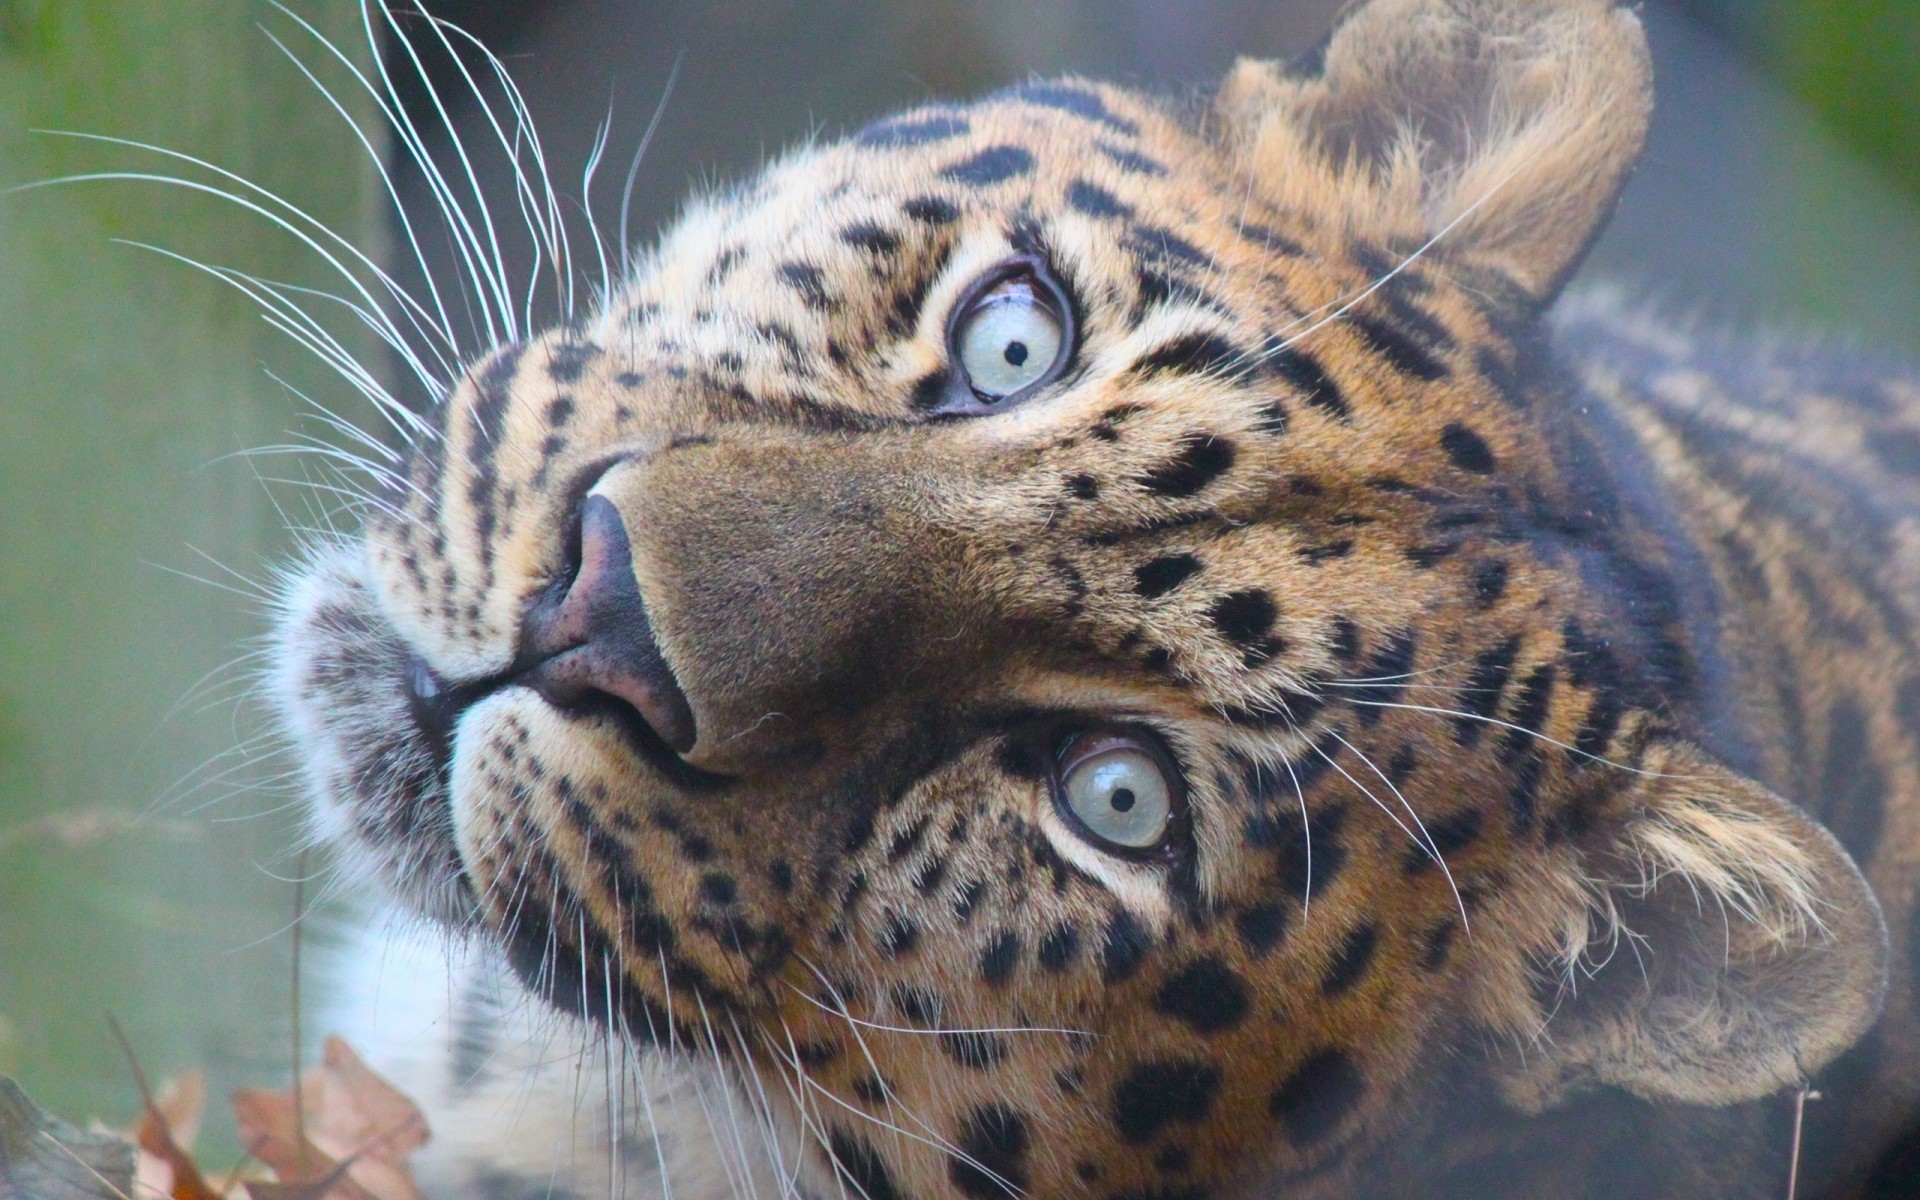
[377,0,1920,366]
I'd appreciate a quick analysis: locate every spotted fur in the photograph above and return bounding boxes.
[279,1,1917,1196]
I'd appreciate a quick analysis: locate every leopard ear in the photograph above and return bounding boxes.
[1216,0,1652,303]
[1493,739,1888,1112]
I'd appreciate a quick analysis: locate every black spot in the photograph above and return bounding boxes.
[1256,399,1290,434]
[794,1040,841,1068]
[950,1105,1030,1199]
[881,913,921,957]
[1299,540,1353,565]
[1240,221,1307,257]
[1321,924,1377,995]
[1236,902,1288,956]
[1209,590,1277,646]
[1101,909,1154,983]
[1152,958,1250,1034]
[1153,1146,1192,1175]
[1471,559,1510,608]
[1127,224,1210,270]
[1067,179,1131,218]
[1498,664,1557,763]
[1100,142,1167,175]
[1349,313,1449,380]
[943,1030,1012,1069]
[543,395,575,426]
[979,931,1021,986]
[853,1075,889,1105]
[1387,746,1420,785]
[1112,1060,1221,1144]
[1403,809,1483,873]
[910,370,952,413]
[841,222,901,254]
[1455,635,1521,745]
[943,145,1035,186]
[888,815,933,862]
[546,341,598,383]
[1572,691,1622,761]
[1440,423,1497,473]
[1004,82,1138,134]
[861,113,969,147]
[904,195,960,224]
[1039,923,1080,971]
[1419,921,1457,971]
[1350,631,1418,725]
[1405,543,1456,569]
[843,809,877,854]
[698,872,738,904]
[1329,617,1361,663]
[914,855,950,895]
[891,985,940,1025]
[1139,435,1236,498]
[1263,341,1347,420]
[1269,1049,1365,1146]
[1067,473,1101,500]
[1132,333,1255,382]
[1134,266,1176,316]
[1135,554,1203,599]
[1259,797,1349,900]
[827,1128,908,1200]
[778,261,832,310]
[955,879,987,923]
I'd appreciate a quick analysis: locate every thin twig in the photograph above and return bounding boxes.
[1787,1079,1820,1200]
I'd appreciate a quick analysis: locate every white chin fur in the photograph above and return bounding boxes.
[270,541,474,928]
[317,918,783,1200]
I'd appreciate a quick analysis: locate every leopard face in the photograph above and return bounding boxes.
[274,1,1888,1196]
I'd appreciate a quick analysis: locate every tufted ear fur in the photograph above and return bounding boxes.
[1215,0,1652,303]
[1493,740,1889,1112]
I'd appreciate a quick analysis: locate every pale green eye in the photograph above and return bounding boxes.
[954,275,1065,401]
[1061,739,1174,850]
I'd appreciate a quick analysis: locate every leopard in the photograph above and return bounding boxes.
[273,0,1920,1196]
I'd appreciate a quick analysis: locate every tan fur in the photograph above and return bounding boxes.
[274,1,1914,1196]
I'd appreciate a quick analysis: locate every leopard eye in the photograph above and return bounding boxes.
[1056,732,1176,852]
[949,259,1070,404]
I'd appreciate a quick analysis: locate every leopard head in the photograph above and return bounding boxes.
[275,0,1888,1195]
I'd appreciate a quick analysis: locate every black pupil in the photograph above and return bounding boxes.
[1003,340,1029,366]
[1110,787,1136,813]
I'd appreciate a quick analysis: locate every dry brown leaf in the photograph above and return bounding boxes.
[231,1037,428,1200]
[129,1069,223,1200]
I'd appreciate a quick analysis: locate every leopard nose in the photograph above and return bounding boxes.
[518,494,697,753]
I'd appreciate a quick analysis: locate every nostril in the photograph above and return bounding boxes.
[517,494,698,755]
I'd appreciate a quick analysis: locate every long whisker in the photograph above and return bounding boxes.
[255,15,461,379]
[1339,697,1679,778]
[1324,725,1469,929]
[373,1,517,347]
[619,51,685,282]
[783,983,1090,1039]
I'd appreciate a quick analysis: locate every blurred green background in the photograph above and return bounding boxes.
[0,0,1915,1163]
